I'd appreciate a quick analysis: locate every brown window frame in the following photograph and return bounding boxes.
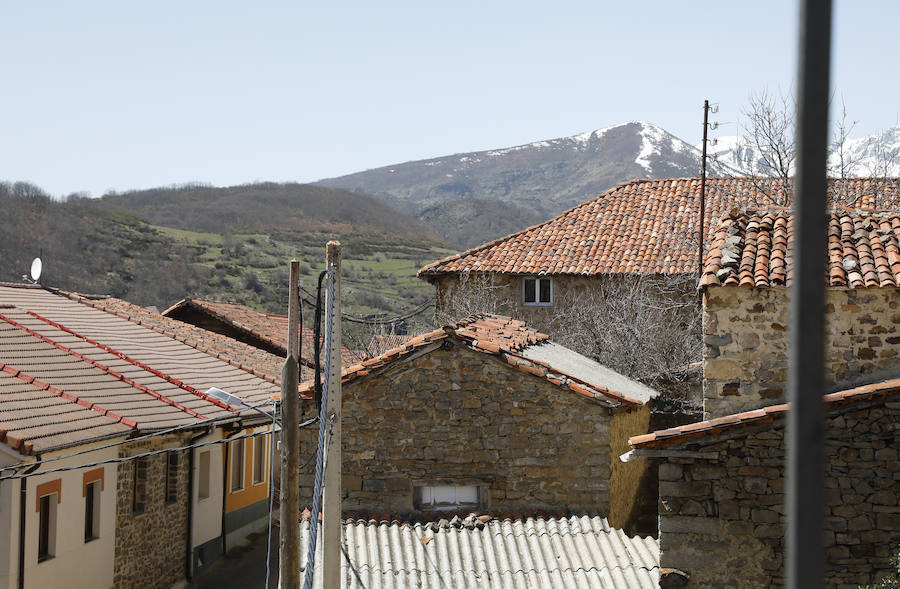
[132,457,149,515]
[165,452,179,504]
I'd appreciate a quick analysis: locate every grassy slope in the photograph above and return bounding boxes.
[1,183,453,340]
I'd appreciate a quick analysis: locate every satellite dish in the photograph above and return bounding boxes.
[30,258,42,282]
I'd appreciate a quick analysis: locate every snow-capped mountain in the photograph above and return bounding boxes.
[703,126,900,177]
[317,121,900,248]
[317,122,717,246]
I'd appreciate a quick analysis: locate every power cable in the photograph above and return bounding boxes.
[300,286,433,325]
[303,269,335,589]
[0,418,318,482]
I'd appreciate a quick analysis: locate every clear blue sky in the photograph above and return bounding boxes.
[1,1,896,197]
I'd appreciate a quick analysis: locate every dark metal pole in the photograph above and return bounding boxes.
[788,1,831,587]
[699,100,709,277]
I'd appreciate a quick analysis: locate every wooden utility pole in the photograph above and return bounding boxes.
[279,260,301,589]
[322,242,342,589]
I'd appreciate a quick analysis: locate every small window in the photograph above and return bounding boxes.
[231,439,245,493]
[198,451,211,500]
[38,493,57,561]
[133,458,148,515]
[252,436,267,485]
[84,481,100,541]
[414,485,481,511]
[523,277,552,306]
[165,452,179,504]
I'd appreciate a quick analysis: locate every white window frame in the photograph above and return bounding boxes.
[522,276,553,306]
[413,484,483,511]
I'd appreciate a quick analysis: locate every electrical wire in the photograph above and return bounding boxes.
[300,285,433,325]
[303,269,335,589]
[0,417,318,482]
[0,398,282,475]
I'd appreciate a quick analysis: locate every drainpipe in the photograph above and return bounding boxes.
[185,427,212,582]
[18,454,41,589]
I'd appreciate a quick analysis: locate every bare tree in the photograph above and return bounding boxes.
[722,90,900,208]
[434,270,702,404]
[434,271,512,326]
[739,90,796,206]
[546,274,701,391]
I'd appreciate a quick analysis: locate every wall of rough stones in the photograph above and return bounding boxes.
[656,394,900,588]
[114,436,189,588]
[298,342,649,516]
[703,285,900,418]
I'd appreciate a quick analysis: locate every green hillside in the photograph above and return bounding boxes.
[0,182,452,341]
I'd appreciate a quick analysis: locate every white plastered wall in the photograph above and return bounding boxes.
[192,429,224,552]
[1,442,122,589]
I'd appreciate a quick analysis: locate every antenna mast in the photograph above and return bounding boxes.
[699,99,714,278]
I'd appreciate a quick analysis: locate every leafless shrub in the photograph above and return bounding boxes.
[546,273,701,388]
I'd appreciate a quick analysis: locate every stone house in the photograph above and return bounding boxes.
[295,313,662,533]
[628,379,900,588]
[417,177,893,338]
[699,210,900,418]
[417,179,898,402]
[0,284,281,588]
[622,210,900,587]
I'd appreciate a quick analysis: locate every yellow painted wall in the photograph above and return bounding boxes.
[224,428,271,513]
[608,405,654,533]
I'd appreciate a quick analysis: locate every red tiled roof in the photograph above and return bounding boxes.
[64,292,300,383]
[0,285,281,454]
[162,298,362,365]
[418,177,899,278]
[629,377,900,449]
[292,313,643,408]
[701,210,900,289]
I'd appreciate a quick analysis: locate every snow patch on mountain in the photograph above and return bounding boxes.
[703,126,900,177]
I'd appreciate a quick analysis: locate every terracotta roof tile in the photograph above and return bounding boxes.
[162,298,362,365]
[419,177,899,278]
[0,286,282,454]
[701,210,900,288]
[290,313,644,408]
[629,377,900,449]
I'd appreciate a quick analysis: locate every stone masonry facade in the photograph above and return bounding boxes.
[703,285,900,418]
[656,394,900,588]
[432,273,697,345]
[114,435,190,588]
[298,342,647,517]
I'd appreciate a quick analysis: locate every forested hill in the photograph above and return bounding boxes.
[91,181,440,238]
[0,181,452,326]
[0,183,202,306]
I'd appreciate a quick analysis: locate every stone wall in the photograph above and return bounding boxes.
[703,285,900,418]
[298,342,650,516]
[114,436,189,588]
[656,394,900,588]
